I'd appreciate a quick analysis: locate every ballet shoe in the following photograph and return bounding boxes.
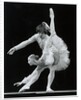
[46,88,54,93]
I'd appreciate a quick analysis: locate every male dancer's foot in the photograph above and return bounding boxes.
[13,77,28,87]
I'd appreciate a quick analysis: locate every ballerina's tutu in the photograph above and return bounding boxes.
[48,34,70,71]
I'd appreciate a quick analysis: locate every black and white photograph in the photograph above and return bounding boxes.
[4,2,76,98]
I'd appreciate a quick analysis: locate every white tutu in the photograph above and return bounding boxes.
[48,34,70,71]
[28,34,70,71]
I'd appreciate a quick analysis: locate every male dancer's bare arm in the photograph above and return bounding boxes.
[7,34,38,55]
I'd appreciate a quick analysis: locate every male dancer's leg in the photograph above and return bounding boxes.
[18,66,46,92]
[14,65,45,86]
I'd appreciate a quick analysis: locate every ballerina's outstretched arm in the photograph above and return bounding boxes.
[7,34,38,55]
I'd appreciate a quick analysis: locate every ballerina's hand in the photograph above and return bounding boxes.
[7,47,16,55]
[49,8,54,18]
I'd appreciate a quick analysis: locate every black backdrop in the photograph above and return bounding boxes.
[4,2,76,93]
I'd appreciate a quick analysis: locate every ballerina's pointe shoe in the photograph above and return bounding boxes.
[46,88,54,93]
[49,8,54,18]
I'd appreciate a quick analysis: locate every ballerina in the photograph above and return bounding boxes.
[7,8,70,92]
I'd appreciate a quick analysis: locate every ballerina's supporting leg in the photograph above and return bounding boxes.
[46,67,55,92]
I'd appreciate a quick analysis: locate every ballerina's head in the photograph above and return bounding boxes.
[36,22,50,35]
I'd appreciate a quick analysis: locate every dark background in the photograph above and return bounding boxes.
[4,2,76,93]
